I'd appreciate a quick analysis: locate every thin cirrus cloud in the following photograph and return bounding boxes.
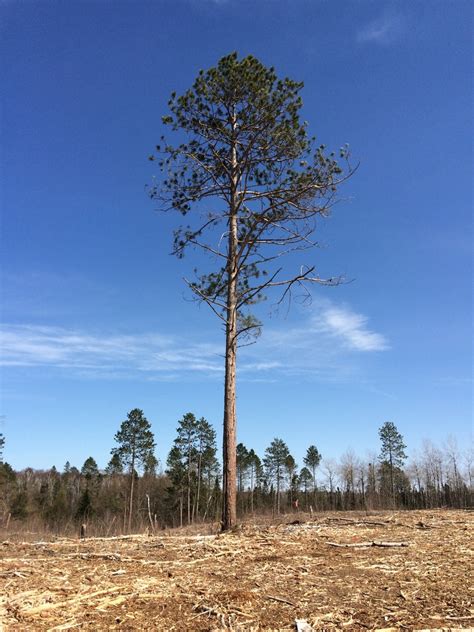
[356,12,405,45]
[0,325,223,376]
[318,306,389,352]
[0,302,388,381]
[260,302,389,353]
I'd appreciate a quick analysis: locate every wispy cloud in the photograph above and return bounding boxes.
[0,325,223,377]
[356,11,405,45]
[0,301,388,382]
[318,306,389,351]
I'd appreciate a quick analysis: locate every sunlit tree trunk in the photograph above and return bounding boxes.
[128,449,135,533]
[222,114,238,530]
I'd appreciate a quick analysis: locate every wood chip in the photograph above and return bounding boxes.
[1,509,471,630]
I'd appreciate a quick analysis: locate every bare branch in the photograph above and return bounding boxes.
[183,277,227,321]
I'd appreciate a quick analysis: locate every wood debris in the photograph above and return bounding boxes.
[327,540,409,548]
[0,509,472,630]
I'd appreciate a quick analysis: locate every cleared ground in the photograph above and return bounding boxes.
[0,510,472,631]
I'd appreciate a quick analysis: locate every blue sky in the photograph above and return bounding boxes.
[1,0,472,472]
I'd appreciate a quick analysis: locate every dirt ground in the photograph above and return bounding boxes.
[0,510,472,631]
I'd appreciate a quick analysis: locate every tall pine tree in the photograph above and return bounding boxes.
[111,409,156,532]
[149,53,352,528]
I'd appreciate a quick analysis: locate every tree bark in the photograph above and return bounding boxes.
[187,443,192,525]
[128,450,135,533]
[389,450,394,505]
[195,451,202,522]
[276,467,281,514]
[222,111,238,531]
[250,466,254,513]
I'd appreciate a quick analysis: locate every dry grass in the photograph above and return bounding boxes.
[0,510,473,631]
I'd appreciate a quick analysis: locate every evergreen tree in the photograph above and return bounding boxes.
[81,457,100,480]
[76,488,93,520]
[111,409,156,532]
[79,457,101,520]
[166,445,187,527]
[174,412,198,524]
[285,454,298,506]
[194,417,218,521]
[236,443,250,492]
[247,449,262,513]
[378,421,407,502]
[0,433,5,463]
[0,461,15,486]
[264,438,290,514]
[1,462,17,517]
[167,413,218,524]
[106,453,124,475]
[143,454,159,477]
[304,445,321,493]
[298,467,313,509]
[149,53,352,529]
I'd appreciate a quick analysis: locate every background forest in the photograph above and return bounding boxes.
[1,417,471,536]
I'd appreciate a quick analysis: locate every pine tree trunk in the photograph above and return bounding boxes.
[222,261,238,530]
[222,114,238,531]
[250,467,254,513]
[194,451,202,522]
[187,447,191,525]
[276,470,281,514]
[389,450,394,506]
[128,451,135,533]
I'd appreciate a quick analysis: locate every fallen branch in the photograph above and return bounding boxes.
[327,541,409,548]
[265,594,296,606]
[325,518,398,528]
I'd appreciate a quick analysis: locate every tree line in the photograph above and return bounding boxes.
[0,418,472,535]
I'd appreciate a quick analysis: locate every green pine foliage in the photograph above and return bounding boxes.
[111,409,156,472]
[378,421,408,504]
[165,413,219,526]
[264,438,292,514]
[149,51,350,328]
[111,409,156,532]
